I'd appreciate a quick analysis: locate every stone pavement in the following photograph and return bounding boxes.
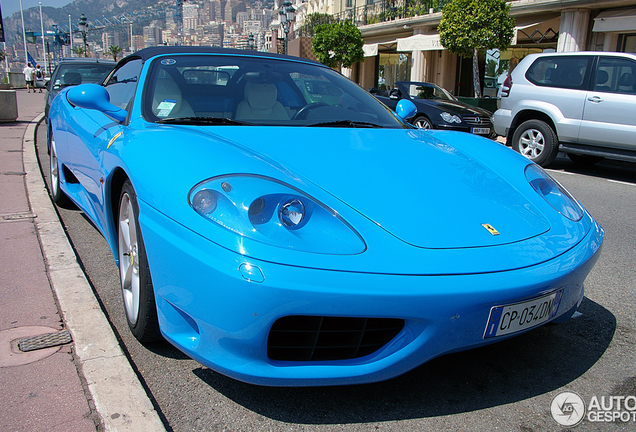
[0,90,165,432]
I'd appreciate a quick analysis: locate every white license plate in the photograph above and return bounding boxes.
[471,127,490,134]
[483,290,563,338]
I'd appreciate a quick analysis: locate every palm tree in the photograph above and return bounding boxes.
[72,46,86,57]
[108,45,123,62]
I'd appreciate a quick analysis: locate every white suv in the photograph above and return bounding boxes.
[494,51,636,167]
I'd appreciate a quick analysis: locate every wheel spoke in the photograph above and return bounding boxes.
[50,143,58,195]
[118,191,141,325]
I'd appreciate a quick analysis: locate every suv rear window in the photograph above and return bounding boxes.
[525,56,592,90]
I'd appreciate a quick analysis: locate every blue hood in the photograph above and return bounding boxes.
[195,127,550,249]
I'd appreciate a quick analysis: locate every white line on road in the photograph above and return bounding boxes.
[607,179,636,187]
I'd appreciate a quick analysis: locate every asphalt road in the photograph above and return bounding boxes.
[36,122,636,432]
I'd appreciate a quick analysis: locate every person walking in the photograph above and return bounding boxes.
[34,65,45,93]
[23,63,35,93]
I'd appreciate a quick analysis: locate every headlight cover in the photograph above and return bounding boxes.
[525,164,584,221]
[440,112,462,123]
[189,174,366,254]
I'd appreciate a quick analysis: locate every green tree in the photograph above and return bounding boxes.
[312,21,364,71]
[298,13,333,37]
[438,0,514,97]
[108,45,123,62]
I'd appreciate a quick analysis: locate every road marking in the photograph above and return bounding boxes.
[546,169,575,175]
[548,170,636,187]
[608,179,636,187]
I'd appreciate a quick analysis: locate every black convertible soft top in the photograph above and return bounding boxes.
[120,46,322,66]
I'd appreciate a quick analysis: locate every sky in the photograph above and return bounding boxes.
[1,0,74,20]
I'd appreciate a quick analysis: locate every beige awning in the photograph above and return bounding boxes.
[363,43,378,57]
[593,8,636,32]
[397,34,443,51]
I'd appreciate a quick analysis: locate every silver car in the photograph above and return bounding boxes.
[494,51,636,166]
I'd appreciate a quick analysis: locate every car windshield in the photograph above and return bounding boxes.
[143,54,406,128]
[405,82,456,101]
[52,63,114,89]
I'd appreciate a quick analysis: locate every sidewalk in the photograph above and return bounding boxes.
[0,90,165,432]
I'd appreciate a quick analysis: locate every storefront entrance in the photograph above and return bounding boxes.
[377,52,412,92]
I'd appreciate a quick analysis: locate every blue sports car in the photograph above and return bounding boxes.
[48,47,603,387]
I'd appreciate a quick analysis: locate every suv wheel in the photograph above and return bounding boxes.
[512,120,559,167]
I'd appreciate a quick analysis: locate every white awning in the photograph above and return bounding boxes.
[593,8,636,32]
[363,43,378,57]
[397,34,443,51]
[362,41,398,57]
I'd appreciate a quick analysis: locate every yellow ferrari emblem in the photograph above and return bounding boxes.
[107,132,123,149]
[482,223,500,236]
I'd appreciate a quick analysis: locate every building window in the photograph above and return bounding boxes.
[618,34,636,53]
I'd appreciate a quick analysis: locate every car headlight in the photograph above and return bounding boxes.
[440,112,462,123]
[189,174,366,254]
[525,164,583,221]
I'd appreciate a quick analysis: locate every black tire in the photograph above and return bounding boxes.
[412,115,433,129]
[118,180,162,342]
[567,153,605,165]
[49,133,73,207]
[512,119,559,167]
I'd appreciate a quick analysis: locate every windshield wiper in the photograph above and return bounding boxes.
[156,117,253,126]
[306,120,382,128]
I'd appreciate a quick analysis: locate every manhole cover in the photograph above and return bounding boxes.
[18,330,72,352]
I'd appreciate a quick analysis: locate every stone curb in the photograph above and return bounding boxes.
[22,114,166,432]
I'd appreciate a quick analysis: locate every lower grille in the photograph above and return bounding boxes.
[268,316,405,362]
[464,116,492,126]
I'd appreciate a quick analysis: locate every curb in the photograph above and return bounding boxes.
[22,114,166,432]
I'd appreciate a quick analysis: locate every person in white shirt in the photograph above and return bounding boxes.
[23,63,35,93]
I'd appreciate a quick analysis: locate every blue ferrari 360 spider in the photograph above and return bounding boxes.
[48,47,603,386]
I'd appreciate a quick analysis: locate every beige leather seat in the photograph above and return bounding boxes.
[152,77,195,118]
[235,82,288,121]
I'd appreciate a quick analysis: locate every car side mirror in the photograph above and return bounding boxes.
[389,89,401,100]
[66,83,128,122]
[395,99,417,121]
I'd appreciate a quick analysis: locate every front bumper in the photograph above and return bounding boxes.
[138,200,603,387]
[432,122,494,137]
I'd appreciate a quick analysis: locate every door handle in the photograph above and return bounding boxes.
[587,95,603,103]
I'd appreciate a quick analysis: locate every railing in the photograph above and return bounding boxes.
[296,0,444,37]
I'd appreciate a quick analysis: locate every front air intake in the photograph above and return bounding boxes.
[268,316,404,362]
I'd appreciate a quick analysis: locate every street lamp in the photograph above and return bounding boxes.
[78,14,88,57]
[279,1,296,55]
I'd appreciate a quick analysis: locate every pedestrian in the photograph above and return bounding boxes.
[23,63,35,93]
[34,64,45,93]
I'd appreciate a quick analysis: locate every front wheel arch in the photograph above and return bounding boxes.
[411,115,433,129]
[117,179,162,342]
[509,110,558,144]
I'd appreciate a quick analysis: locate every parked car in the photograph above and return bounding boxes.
[44,58,116,122]
[494,51,636,166]
[373,81,494,137]
[48,46,602,387]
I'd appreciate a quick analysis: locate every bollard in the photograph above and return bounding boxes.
[0,90,19,122]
